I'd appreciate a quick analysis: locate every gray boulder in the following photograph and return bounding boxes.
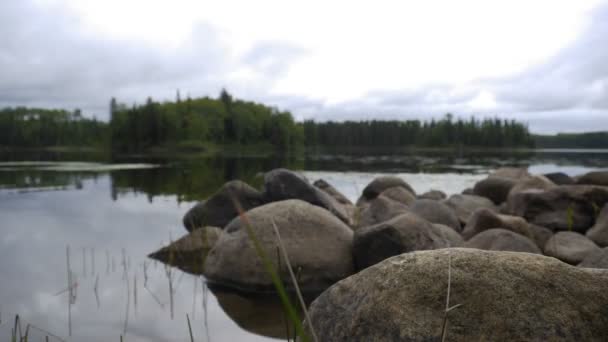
[507,174,555,197]
[462,208,533,240]
[507,185,608,232]
[586,203,608,246]
[379,186,416,206]
[358,176,415,203]
[353,212,452,270]
[464,228,541,254]
[204,200,354,294]
[544,172,575,185]
[443,194,497,225]
[488,167,530,179]
[418,189,447,201]
[433,223,464,247]
[356,195,408,228]
[305,248,608,341]
[578,247,608,269]
[544,231,600,265]
[577,171,608,186]
[409,199,461,232]
[528,224,554,250]
[263,169,350,224]
[473,176,517,204]
[183,180,265,231]
[313,179,352,206]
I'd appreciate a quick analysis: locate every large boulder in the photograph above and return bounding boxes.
[586,203,608,246]
[204,200,354,294]
[528,224,554,250]
[577,171,608,186]
[462,208,532,240]
[473,176,517,204]
[313,179,352,206]
[357,176,415,205]
[355,195,408,228]
[544,231,600,265]
[409,199,461,232]
[507,174,555,197]
[182,180,265,231]
[418,189,447,201]
[148,226,222,274]
[433,223,464,247]
[379,186,416,206]
[353,212,452,270]
[544,172,575,185]
[263,169,350,224]
[305,248,608,341]
[578,247,608,269]
[464,228,541,254]
[507,185,608,232]
[488,167,530,179]
[442,194,497,225]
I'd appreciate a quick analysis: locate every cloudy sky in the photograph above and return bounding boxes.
[1,0,607,133]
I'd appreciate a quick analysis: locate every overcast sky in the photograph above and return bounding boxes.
[1,0,607,133]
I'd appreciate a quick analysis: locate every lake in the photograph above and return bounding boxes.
[1,149,607,341]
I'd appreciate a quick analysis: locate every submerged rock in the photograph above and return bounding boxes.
[544,231,600,265]
[305,248,608,341]
[182,180,265,231]
[204,200,354,294]
[464,228,541,254]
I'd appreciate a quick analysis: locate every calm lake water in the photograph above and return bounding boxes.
[1,149,607,341]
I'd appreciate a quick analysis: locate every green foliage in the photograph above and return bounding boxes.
[533,132,608,149]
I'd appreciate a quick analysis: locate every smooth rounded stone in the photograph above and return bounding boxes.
[183,180,265,231]
[544,172,576,185]
[313,178,353,206]
[507,185,608,232]
[488,167,530,179]
[473,176,517,204]
[586,204,608,246]
[462,208,533,240]
[433,223,464,247]
[418,189,447,201]
[464,228,541,254]
[148,226,222,274]
[544,231,601,265]
[442,194,497,225]
[409,199,461,232]
[204,200,354,294]
[360,175,416,201]
[263,169,350,224]
[353,212,452,270]
[305,248,608,342]
[528,224,554,250]
[578,247,608,269]
[379,186,416,206]
[508,174,555,197]
[461,188,474,195]
[355,195,408,228]
[577,171,608,186]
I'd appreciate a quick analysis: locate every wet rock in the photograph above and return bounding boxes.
[305,248,608,342]
[544,231,600,265]
[418,189,447,201]
[356,195,408,228]
[353,212,452,270]
[462,208,533,240]
[578,247,608,269]
[443,194,497,225]
[464,228,541,254]
[409,199,461,232]
[544,172,575,185]
[577,171,608,186]
[379,186,416,206]
[204,200,354,294]
[183,180,265,231]
[148,226,222,274]
[586,204,608,246]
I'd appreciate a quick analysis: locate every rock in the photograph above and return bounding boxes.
[409,199,461,232]
[442,194,497,225]
[418,189,447,201]
[313,179,352,206]
[462,208,533,240]
[353,212,452,270]
[473,176,517,204]
[433,223,464,247]
[204,200,354,294]
[488,167,530,179]
[263,169,350,224]
[461,188,474,195]
[355,195,408,228]
[586,204,608,246]
[359,176,415,203]
[507,174,555,197]
[464,228,541,254]
[183,180,265,231]
[577,171,608,186]
[578,247,608,269]
[528,224,554,250]
[544,231,600,264]
[544,172,575,185]
[379,186,416,206]
[507,185,608,232]
[148,226,222,274]
[305,248,608,341]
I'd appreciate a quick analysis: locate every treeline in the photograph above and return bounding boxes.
[0,107,107,147]
[534,132,608,149]
[303,115,534,148]
[109,90,302,152]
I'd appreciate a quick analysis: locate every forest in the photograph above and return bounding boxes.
[1,90,605,152]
